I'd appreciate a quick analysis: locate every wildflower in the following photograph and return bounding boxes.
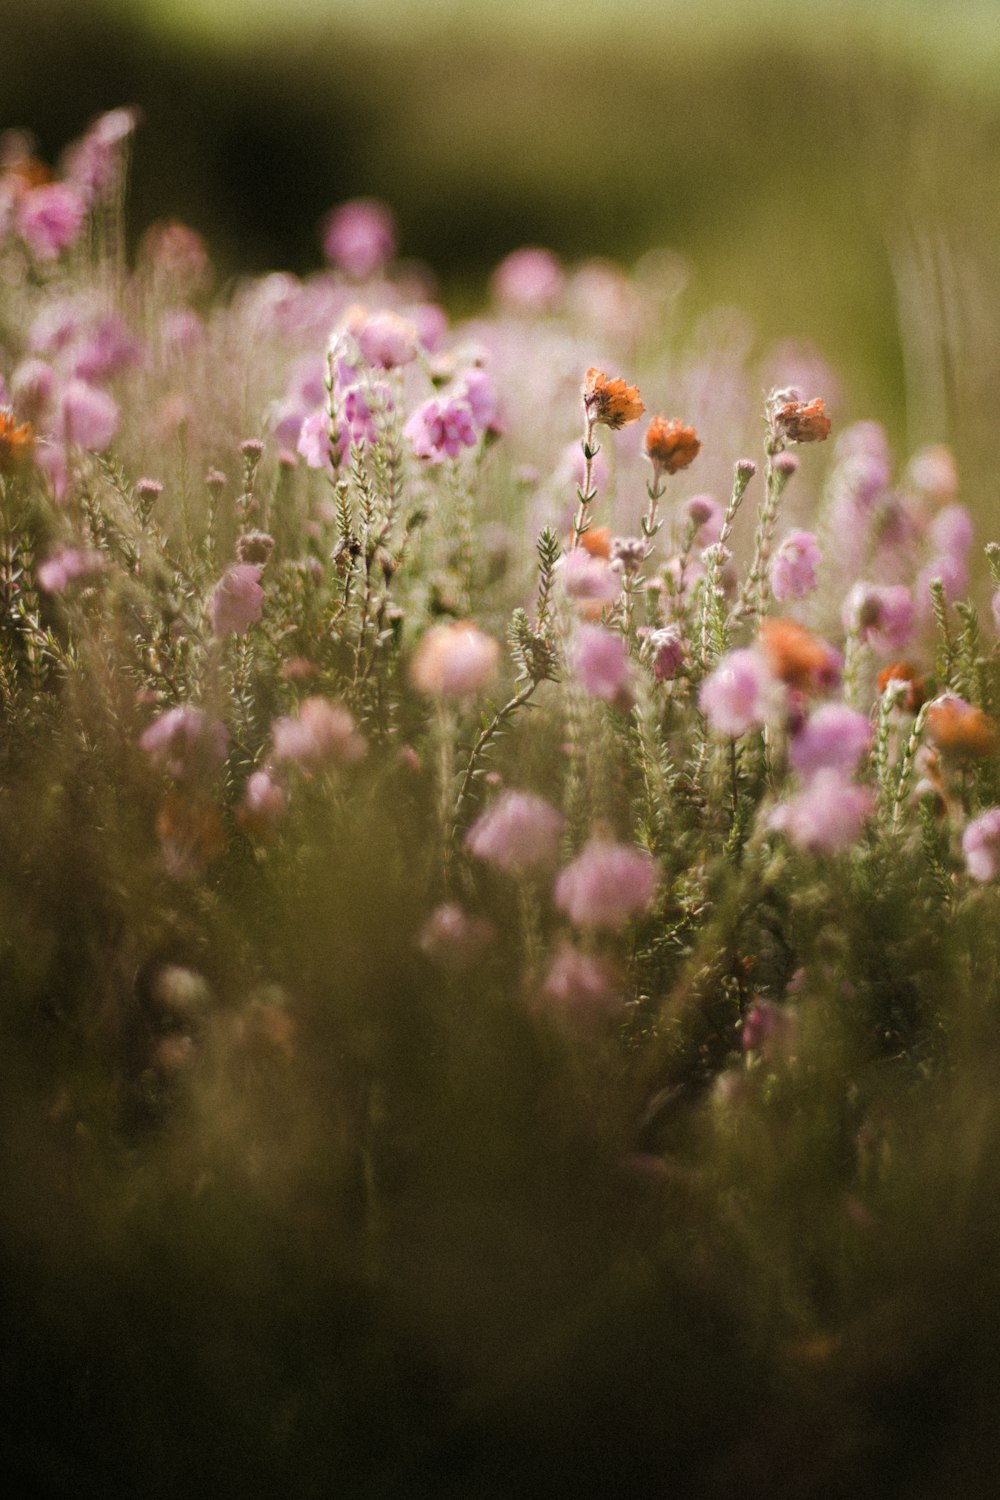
[582,368,644,430]
[62,107,139,201]
[491,247,566,313]
[554,839,658,931]
[770,530,821,601]
[238,769,288,836]
[876,662,926,713]
[769,769,873,854]
[56,379,119,451]
[0,409,34,473]
[418,903,495,970]
[906,444,958,505]
[465,791,565,873]
[321,198,396,278]
[684,494,723,541]
[569,624,632,706]
[140,219,212,295]
[789,704,872,778]
[771,394,832,445]
[410,622,500,698]
[925,695,998,760]
[645,625,685,683]
[644,416,700,481]
[297,409,342,469]
[454,368,501,434]
[699,648,777,737]
[760,618,841,693]
[540,942,622,1022]
[17,182,87,260]
[37,545,105,593]
[610,537,646,576]
[352,310,418,370]
[558,549,620,604]
[843,583,916,656]
[236,531,275,566]
[341,382,394,445]
[140,706,228,784]
[404,395,478,462]
[210,563,264,638]
[270,697,366,769]
[961,808,1000,882]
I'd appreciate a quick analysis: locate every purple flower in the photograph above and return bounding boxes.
[962,808,1000,882]
[540,942,622,1023]
[210,564,264,638]
[771,530,821,601]
[843,583,916,655]
[321,199,396,278]
[352,310,417,370]
[140,706,228,783]
[36,545,105,594]
[559,549,619,604]
[699,649,776,737]
[769,769,873,854]
[553,840,658,930]
[239,769,288,835]
[684,494,723,545]
[454,368,500,432]
[404,396,478,462]
[296,409,342,469]
[62,107,138,201]
[17,183,87,261]
[341,382,394,445]
[71,315,144,384]
[789,704,872,778]
[56,379,119,451]
[270,697,365,769]
[906,444,958,504]
[928,504,973,563]
[490,247,565,313]
[570,625,631,705]
[465,791,565,873]
[646,625,685,683]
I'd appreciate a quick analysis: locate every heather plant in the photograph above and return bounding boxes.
[6,111,1000,1499]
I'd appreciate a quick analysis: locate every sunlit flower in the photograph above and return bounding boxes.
[644,415,700,480]
[582,367,644,430]
[410,622,500,697]
[699,648,777,737]
[925,695,998,760]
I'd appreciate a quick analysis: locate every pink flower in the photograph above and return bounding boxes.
[928,504,973,563]
[37,545,105,594]
[962,808,1000,882]
[17,183,87,260]
[271,697,365,769]
[906,444,958,504]
[239,769,288,835]
[140,706,228,783]
[56,379,119,451]
[419,903,495,970]
[321,199,396,278]
[296,408,342,469]
[404,396,478,461]
[570,625,631,705]
[454,368,500,433]
[410,622,500,698]
[699,649,777,737]
[553,840,658,930]
[210,564,264,638]
[71,315,144,384]
[353,310,417,370]
[843,583,916,656]
[490,247,565,314]
[789,704,872,778]
[771,530,821,601]
[741,1000,795,1060]
[645,626,685,683]
[540,941,622,1022]
[341,382,393,445]
[559,549,619,604]
[465,791,565,873]
[62,107,138,201]
[685,495,724,546]
[769,769,873,853]
[407,302,449,352]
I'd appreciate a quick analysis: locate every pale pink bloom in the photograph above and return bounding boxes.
[991,590,1000,637]
[160,308,205,358]
[72,314,143,383]
[769,769,873,854]
[17,183,87,260]
[404,396,478,461]
[962,808,1000,882]
[917,555,967,606]
[789,704,872,778]
[553,840,658,930]
[341,382,394,444]
[62,107,138,201]
[140,706,228,783]
[455,368,500,432]
[645,625,685,683]
[570,625,631,705]
[418,903,495,970]
[37,545,105,593]
[407,302,449,352]
[465,791,565,873]
[239,769,288,834]
[353,310,417,370]
[141,219,212,294]
[559,549,619,604]
[271,697,365,769]
[928,504,973,564]
[56,379,119,450]
[491,247,565,314]
[296,408,342,469]
[410,622,500,697]
[843,583,916,655]
[210,564,264,638]
[699,649,776,737]
[540,942,622,1022]
[771,530,821,601]
[322,199,396,278]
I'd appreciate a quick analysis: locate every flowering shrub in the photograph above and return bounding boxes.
[5,108,1000,1499]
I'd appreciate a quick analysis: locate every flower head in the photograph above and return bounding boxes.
[644,416,700,480]
[926,695,998,760]
[271,697,365,769]
[465,791,565,873]
[789,704,872,779]
[962,808,1000,882]
[491,247,566,313]
[770,530,821,602]
[540,942,622,1023]
[404,395,478,462]
[759,618,841,693]
[771,394,832,445]
[322,198,396,278]
[569,624,632,706]
[554,839,658,930]
[0,409,34,473]
[769,769,873,853]
[410,622,500,698]
[210,564,264,638]
[582,368,644,430]
[699,648,777,737]
[140,706,228,784]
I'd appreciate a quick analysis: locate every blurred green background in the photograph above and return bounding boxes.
[6,0,1000,483]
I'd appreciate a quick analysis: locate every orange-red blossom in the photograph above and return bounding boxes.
[582,368,645,430]
[644,416,700,479]
[0,410,35,474]
[773,396,832,445]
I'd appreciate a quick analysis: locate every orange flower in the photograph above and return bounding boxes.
[759,617,839,692]
[876,662,926,713]
[0,410,35,474]
[773,396,831,445]
[582,368,644,430]
[925,696,997,760]
[644,416,700,478]
[576,526,612,559]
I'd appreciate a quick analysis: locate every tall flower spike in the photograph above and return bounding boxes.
[582,368,644,430]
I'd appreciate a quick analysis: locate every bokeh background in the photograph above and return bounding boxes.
[7,0,1000,494]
